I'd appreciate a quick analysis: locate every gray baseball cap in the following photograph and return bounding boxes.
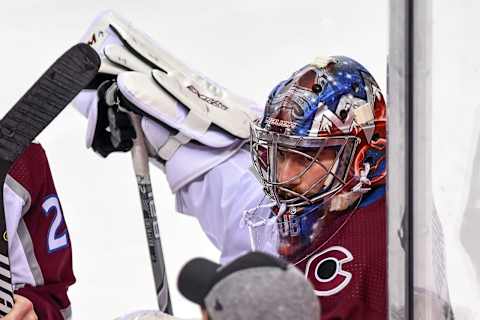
[177,252,320,320]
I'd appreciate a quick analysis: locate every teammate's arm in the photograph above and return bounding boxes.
[3,295,37,320]
[5,144,74,320]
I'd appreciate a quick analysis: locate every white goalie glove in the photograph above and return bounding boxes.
[74,11,262,191]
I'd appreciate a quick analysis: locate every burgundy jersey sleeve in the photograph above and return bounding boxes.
[6,143,75,320]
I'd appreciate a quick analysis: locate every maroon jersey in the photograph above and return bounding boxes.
[293,194,386,320]
[4,143,74,319]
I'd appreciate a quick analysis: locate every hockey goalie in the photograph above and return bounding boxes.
[73,11,452,320]
[72,13,387,319]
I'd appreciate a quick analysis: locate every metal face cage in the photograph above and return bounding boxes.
[250,119,360,210]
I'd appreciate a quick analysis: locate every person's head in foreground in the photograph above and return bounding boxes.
[250,55,386,261]
[178,251,320,320]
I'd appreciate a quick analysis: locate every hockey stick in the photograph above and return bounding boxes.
[128,113,173,314]
[0,43,100,316]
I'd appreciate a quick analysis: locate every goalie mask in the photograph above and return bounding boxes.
[249,56,386,260]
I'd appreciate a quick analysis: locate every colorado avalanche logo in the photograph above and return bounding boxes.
[305,246,353,296]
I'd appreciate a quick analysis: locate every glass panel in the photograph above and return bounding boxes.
[388,0,410,317]
[432,1,480,319]
[390,0,480,319]
[389,1,454,318]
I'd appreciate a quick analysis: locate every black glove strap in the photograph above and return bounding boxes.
[91,80,136,157]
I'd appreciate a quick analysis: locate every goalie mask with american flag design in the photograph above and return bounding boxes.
[250,56,386,216]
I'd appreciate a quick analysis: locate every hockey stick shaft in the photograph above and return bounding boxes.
[0,43,100,316]
[129,113,173,314]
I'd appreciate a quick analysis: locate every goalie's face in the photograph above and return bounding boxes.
[250,122,359,211]
[276,147,337,199]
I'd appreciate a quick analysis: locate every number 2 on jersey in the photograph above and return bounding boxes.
[42,195,69,253]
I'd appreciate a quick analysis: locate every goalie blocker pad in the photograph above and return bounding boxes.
[116,71,258,192]
[80,10,187,78]
[80,10,258,120]
[80,10,260,134]
[75,86,250,192]
[80,10,259,139]
[76,11,262,192]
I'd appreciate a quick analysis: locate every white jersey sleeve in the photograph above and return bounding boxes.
[175,147,269,264]
[4,178,37,289]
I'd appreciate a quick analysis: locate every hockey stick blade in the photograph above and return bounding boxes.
[0,43,100,316]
